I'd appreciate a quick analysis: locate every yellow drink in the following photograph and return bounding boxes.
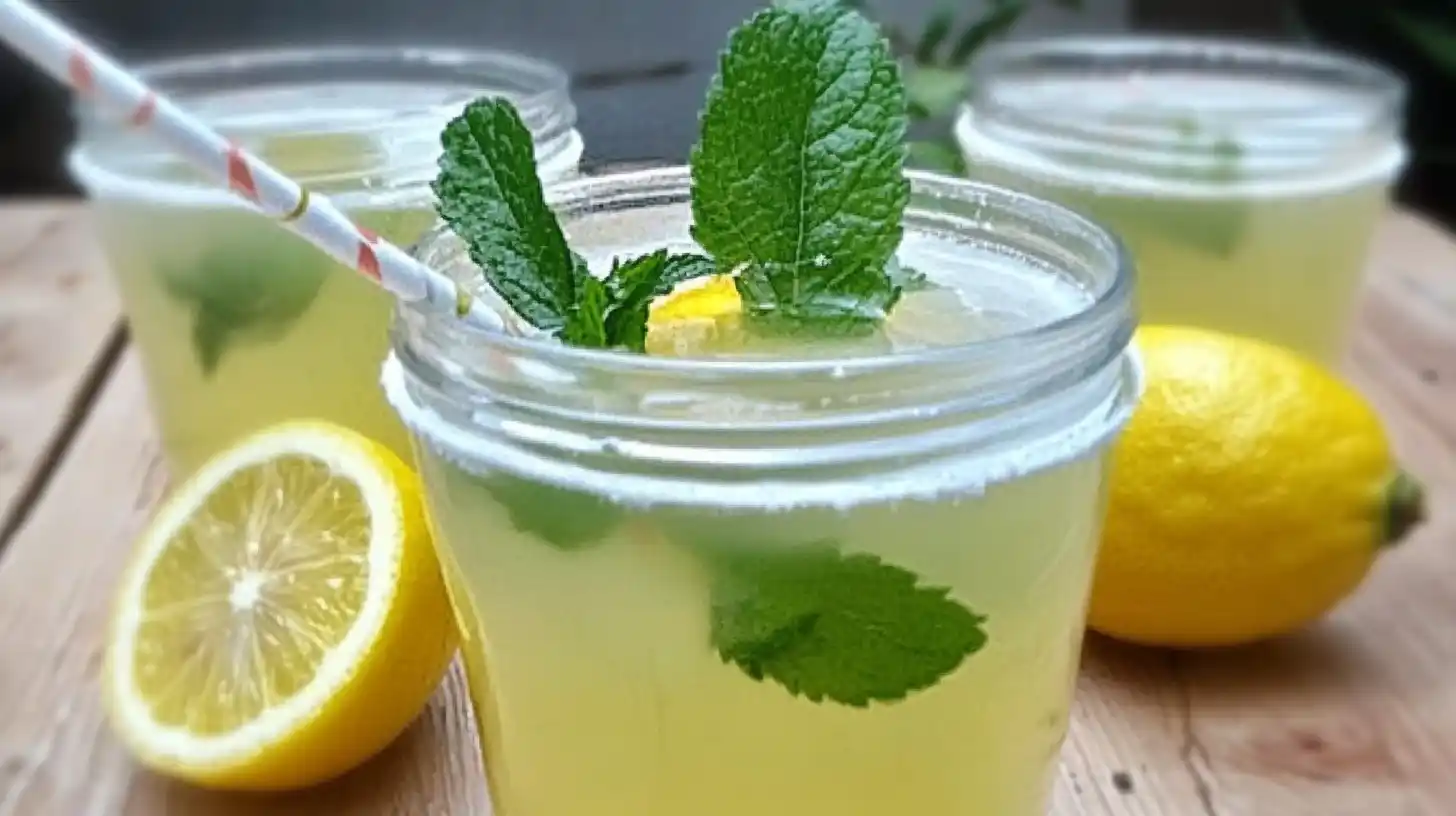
[69,49,582,474]
[91,204,434,470]
[385,168,1141,815]
[956,38,1406,363]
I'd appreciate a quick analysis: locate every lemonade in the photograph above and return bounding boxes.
[69,49,583,474]
[383,166,1140,815]
[955,38,1407,363]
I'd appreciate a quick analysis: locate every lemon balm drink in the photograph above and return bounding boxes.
[955,38,1406,363]
[69,48,583,474]
[390,169,1137,816]
[383,5,1139,813]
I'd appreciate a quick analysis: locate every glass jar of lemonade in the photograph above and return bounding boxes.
[955,36,1406,364]
[70,47,582,475]
[383,167,1140,816]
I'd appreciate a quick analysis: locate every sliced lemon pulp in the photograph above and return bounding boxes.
[104,422,455,791]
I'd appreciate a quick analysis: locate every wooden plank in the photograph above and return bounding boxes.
[0,208,1453,816]
[0,204,123,549]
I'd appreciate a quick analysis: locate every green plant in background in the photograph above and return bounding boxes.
[832,0,1084,174]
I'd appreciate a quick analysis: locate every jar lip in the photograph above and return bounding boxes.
[400,165,1135,381]
[970,34,1406,109]
[69,45,579,204]
[126,44,570,109]
[960,35,1406,190]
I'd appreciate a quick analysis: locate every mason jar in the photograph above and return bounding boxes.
[956,36,1406,364]
[69,46,583,474]
[383,166,1141,816]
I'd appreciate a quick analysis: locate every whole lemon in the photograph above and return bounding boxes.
[1089,326,1426,648]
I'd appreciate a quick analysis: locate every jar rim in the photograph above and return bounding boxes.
[69,45,579,204]
[959,34,1407,190]
[387,166,1139,504]
[396,165,1135,381]
[970,34,1406,114]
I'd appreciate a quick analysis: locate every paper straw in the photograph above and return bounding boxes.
[0,0,504,332]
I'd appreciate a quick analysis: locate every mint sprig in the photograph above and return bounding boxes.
[431,2,993,707]
[161,248,327,376]
[690,1,910,333]
[603,251,718,351]
[435,98,586,335]
[435,99,718,350]
[708,542,988,706]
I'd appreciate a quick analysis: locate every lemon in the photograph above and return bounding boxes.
[103,421,456,790]
[645,274,746,356]
[1090,326,1426,648]
[643,273,971,355]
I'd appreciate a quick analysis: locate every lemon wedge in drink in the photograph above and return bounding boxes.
[102,421,456,791]
[645,274,747,355]
[645,272,972,355]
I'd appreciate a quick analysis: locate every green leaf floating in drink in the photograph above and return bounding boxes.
[431,0,988,706]
[162,248,327,377]
[708,542,988,706]
[477,472,625,552]
[1089,114,1249,259]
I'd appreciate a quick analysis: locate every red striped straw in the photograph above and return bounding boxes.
[0,0,504,332]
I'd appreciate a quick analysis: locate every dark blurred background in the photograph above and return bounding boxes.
[3,0,1455,226]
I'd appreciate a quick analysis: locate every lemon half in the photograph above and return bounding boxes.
[103,422,456,790]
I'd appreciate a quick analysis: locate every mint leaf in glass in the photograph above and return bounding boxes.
[161,249,327,377]
[691,1,910,335]
[603,251,717,351]
[434,98,590,335]
[1090,121,1248,258]
[707,542,988,706]
[480,471,623,551]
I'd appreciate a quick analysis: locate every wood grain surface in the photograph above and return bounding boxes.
[0,205,1451,815]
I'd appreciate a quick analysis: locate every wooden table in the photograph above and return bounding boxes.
[0,204,1452,816]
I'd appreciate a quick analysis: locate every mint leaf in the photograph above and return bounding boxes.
[690,2,910,334]
[560,261,610,347]
[434,98,584,333]
[707,542,988,706]
[480,471,623,550]
[1096,127,1247,258]
[161,249,327,377]
[603,251,717,351]
[435,99,721,349]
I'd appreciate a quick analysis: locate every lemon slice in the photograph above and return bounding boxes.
[103,422,456,791]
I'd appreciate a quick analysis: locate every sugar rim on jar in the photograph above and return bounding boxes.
[69,45,582,208]
[382,166,1143,508]
[955,35,1408,197]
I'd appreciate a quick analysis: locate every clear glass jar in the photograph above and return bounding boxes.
[68,46,583,474]
[956,36,1407,364]
[383,166,1140,816]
